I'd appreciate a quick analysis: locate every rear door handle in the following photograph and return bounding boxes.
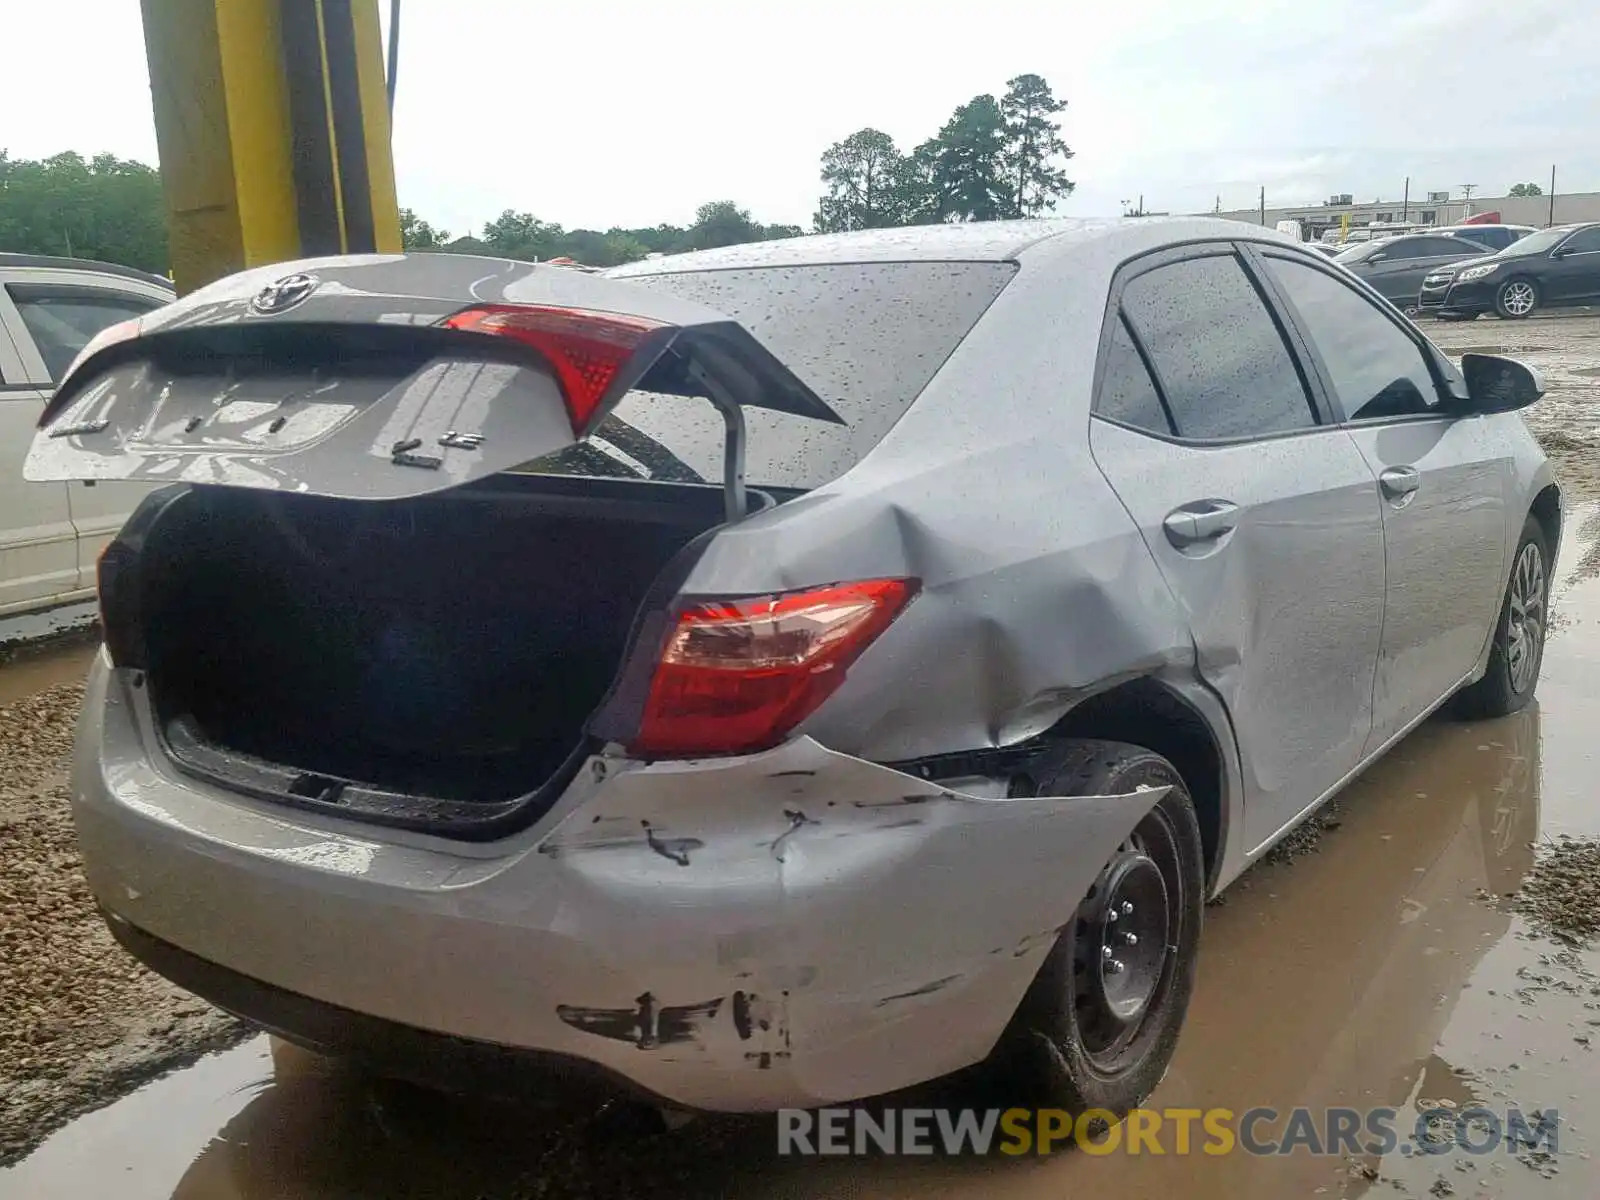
[1379,466,1421,500]
[1163,500,1240,547]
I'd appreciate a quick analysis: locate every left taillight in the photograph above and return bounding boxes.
[627,578,919,759]
[438,304,666,434]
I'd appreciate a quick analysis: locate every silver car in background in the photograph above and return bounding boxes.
[29,217,1558,1117]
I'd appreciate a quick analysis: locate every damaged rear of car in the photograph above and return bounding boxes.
[33,240,1201,1113]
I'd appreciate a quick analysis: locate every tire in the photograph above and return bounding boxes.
[993,740,1204,1117]
[1495,277,1539,319]
[1454,516,1549,719]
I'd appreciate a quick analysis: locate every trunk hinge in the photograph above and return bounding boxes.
[684,360,748,524]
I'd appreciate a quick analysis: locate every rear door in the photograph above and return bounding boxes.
[0,283,80,614]
[1254,248,1509,752]
[2,271,173,587]
[1088,244,1387,851]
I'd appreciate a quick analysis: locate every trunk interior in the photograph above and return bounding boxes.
[135,476,731,827]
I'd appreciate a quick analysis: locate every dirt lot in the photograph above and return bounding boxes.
[0,653,253,1167]
[3,313,1600,1198]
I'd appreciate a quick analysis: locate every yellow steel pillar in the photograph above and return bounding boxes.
[140,0,402,295]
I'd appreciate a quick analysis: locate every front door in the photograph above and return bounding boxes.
[1543,226,1600,305]
[1088,246,1387,851]
[0,317,78,614]
[2,276,169,587]
[1256,250,1510,751]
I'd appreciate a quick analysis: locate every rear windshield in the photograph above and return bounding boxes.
[518,260,1017,491]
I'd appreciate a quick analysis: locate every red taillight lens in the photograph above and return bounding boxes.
[629,578,919,759]
[439,304,664,432]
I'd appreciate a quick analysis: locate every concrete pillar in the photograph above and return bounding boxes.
[140,0,402,294]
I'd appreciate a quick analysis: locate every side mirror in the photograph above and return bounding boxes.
[1551,246,1572,259]
[1456,353,1544,414]
[1368,252,1386,263]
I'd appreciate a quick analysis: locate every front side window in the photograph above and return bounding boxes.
[1119,253,1317,440]
[1263,255,1439,422]
[1560,226,1600,254]
[7,286,161,383]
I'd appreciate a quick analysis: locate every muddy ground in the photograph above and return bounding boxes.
[2,313,1600,1197]
[0,649,253,1167]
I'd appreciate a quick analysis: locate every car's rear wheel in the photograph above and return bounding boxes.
[1495,277,1539,319]
[1454,516,1549,718]
[995,740,1203,1117]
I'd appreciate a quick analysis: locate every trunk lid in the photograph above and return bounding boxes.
[25,253,840,506]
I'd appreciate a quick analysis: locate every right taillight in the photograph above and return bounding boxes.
[628,578,919,759]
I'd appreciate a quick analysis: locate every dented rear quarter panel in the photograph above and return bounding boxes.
[671,220,1251,881]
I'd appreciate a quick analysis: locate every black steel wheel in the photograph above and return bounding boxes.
[996,740,1204,1116]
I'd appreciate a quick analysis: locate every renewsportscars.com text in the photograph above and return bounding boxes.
[776,1106,1561,1157]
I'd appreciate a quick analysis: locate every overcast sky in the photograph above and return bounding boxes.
[4,0,1595,235]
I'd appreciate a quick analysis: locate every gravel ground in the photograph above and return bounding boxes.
[0,683,252,1167]
[1511,836,1600,945]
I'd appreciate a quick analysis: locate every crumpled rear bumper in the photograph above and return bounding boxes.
[72,652,1167,1110]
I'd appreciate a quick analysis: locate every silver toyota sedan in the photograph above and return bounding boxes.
[27,217,1559,1119]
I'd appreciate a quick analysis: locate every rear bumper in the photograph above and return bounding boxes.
[72,652,1165,1111]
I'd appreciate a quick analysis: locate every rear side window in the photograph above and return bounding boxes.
[522,261,1017,490]
[1119,253,1317,440]
[1096,315,1171,434]
[7,285,162,382]
[1262,255,1440,421]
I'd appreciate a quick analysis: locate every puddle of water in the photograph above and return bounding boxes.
[0,638,98,708]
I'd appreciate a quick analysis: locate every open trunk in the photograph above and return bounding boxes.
[132,475,734,837]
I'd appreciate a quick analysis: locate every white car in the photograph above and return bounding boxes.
[0,254,173,618]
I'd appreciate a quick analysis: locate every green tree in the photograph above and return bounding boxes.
[918,96,1010,222]
[814,128,916,232]
[1508,182,1544,197]
[681,200,762,250]
[480,209,567,260]
[399,207,451,249]
[1000,73,1074,217]
[0,150,169,272]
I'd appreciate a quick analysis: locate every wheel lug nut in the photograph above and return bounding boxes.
[1106,908,1119,923]
[1102,945,1114,960]
[1107,959,1126,975]
[1123,932,1138,947]
[1120,901,1134,916]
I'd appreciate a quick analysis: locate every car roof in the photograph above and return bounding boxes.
[606,217,1298,276]
[0,252,174,291]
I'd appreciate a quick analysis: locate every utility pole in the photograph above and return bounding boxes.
[1259,185,1266,226]
[1459,183,1477,221]
[1549,165,1557,226]
[1402,176,1409,222]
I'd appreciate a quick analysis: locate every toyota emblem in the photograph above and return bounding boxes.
[249,272,319,315]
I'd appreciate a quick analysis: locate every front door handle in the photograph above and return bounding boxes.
[1163,500,1240,547]
[1379,466,1421,500]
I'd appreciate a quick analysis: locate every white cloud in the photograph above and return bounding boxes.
[3,0,1595,234]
